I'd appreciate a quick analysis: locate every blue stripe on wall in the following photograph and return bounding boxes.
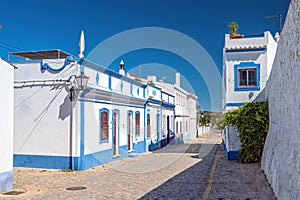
[0,171,12,192]
[225,48,267,53]
[14,141,146,170]
[14,154,72,169]
[221,139,239,160]
[225,102,245,107]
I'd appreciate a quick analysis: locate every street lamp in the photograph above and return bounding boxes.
[75,71,89,90]
[69,71,89,101]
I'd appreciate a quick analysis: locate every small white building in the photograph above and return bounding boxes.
[0,59,14,192]
[222,31,278,159]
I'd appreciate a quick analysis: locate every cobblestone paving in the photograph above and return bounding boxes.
[0,128,275,200]
[209,145,276,200]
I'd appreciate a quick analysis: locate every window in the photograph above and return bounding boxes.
[238,68,257,87]
[135,112,140,136]
[180,122,182,133]
[100,109,109,142]
[234,62,260,91]
[186,121,188,132]
[162,115,166,137]
[147,113,151,137]
[176,122,178,133]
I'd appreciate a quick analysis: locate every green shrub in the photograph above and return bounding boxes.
[218,101,269,163]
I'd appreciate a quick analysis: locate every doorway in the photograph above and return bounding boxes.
[128,112,133,151]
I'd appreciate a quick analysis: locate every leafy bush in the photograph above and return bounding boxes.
[218,101,269,163]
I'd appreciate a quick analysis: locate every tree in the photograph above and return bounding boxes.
[228,21,239,35]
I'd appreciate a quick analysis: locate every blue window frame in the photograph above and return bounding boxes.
[234,62,260,91]
[99,108,109,143]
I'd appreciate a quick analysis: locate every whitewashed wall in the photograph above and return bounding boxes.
[0,59,14,192]
[261,1,300,199]
[14,60,75,156]
[84,102,145,154]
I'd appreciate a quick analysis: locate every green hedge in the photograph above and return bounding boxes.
[218,101,269,163]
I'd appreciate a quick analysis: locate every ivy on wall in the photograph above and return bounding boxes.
[218,101,269,163]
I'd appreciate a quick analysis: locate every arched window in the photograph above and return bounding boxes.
[100,109,109,142]
[147,113,151,138]
[135,112,140,136]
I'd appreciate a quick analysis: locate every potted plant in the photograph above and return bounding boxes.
[228,21,244,39]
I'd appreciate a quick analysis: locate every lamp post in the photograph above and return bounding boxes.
[69,71,89,101]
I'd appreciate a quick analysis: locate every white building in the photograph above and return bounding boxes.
[148,72,198,144]
[222,31,278,159]
[12,46,147,170]
[0,59,14,192]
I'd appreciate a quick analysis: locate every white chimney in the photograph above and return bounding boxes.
[147,75,157,82]
[274,32,280,43]
[175,72,180,86]
[119,60,125,76]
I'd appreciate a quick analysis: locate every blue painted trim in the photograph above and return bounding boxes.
[225,48,267,53]
[78,100,85,170]
[161,91,175,98]
[14,154,74,169]
[112,109,120,156]
[147,83,161,90]
[0,171,12,192]
[120,81,123,91]
[234,62,260,91]
[96,72,99,85]
[41,56,82,71]
[79,97,145,109]
[243,33,265,38]
[225,102,245,107]
[146,98,162,105]
[162,102,175,108]
[108,76,112,90]
[222,139,239,160]
[99,108,110,143]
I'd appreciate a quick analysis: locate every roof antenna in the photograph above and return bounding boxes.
[265,14,283,32]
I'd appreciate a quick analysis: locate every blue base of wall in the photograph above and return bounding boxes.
[14,141,147,170]
[14,154,72,169]
[133,141,145,153]
[222,139,239,160]
[0,171,12,192]
[161,138,167,148]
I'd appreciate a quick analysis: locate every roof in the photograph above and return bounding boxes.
[9,50,71,60]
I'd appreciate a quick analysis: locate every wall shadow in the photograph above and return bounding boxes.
[139,144,218,200]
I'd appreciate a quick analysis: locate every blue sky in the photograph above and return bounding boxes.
[0,0,291,111]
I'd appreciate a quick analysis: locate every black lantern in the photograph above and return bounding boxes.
[75,71,89,90]
[69,72,89,101]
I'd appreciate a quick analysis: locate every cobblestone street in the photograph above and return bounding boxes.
[0,128,275,200]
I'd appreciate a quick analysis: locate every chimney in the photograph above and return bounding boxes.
[274,32,280,43]
[119,60,125,76]
[175,72,180,86]
[147,75,157,82]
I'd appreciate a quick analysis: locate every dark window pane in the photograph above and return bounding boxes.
[248,70,257,86]
[136,113,140,135]
[239,70,247,86]
[101,112,109,140]
[147,114,150,137]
